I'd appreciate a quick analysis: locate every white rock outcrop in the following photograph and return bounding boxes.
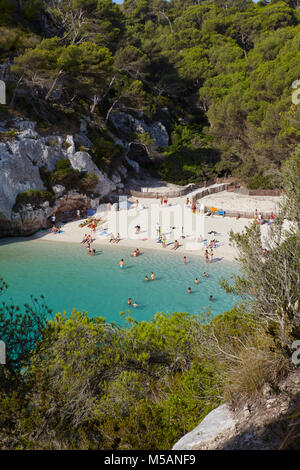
[69,151,116,196]
[0,119,119,236]
[172,404,236,450]
[0,141,45,220]
[110,111,169,148]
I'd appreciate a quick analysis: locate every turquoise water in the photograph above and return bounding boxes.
[0,239,239,325]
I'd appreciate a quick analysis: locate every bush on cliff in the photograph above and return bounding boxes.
[14,190,55,209]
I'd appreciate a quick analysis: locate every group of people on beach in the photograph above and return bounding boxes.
[80,233,96,255]
[204,248,214,263]
[254,209,275,225]
[109,233,121,243]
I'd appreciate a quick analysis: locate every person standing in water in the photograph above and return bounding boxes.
[187,287,191,294]
[119,259,125,269]
[127,298,132,305]
[151,272,155,280]
[183,256,187,264]
[194,278,199,284]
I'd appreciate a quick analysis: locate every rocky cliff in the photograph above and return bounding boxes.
[0,118,119,236]
[0,110,170,237]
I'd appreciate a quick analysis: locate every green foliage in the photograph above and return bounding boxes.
[220,152,300,351]
[55,158,71,171]
[2,0,300,185]
[247,173,280,190]
[14,190,55,209]
[0,129,17,141]
[79,172,99,194]
[158,124,219,185]
[50,167,81,190]
[91,136,124,172]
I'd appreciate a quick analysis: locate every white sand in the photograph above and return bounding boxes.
[29,191,279,263]
[199,191,281,214]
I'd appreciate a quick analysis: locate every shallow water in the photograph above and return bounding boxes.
[0,239,239,325]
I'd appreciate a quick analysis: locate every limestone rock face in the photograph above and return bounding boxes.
[69,151,116,196]
[172,405,236,451]
[52,185,66,197]
[0,119,119,237]
[110,111,169,148]
[0,142,45,220]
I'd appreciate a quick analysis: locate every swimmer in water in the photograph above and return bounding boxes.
[127,298,132,305]
[203,272,209,278]
[194,278,199,284]
[119,259,125,269]
[145,275,149,281]
[184,256,187,264]
[187,287,191,294]
[133,301,139,307]
[151,272,155,280]
[209,295,214,301]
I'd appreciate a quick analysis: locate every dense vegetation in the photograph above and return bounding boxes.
[0,0,299,186]
[0,150,299,450]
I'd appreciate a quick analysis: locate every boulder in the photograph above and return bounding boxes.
[65,135,75,155]
[172,404,236,450]
[110,111,169,148]
[69,151,116,196]
[125,156,140,174]
[74,133,92,149]
[52,185,66,197]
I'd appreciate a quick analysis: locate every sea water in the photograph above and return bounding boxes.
[0,239,239,325]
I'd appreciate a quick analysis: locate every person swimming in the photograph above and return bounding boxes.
[151,272,155,280]
[209,295,214,301]
[194,278,199,284]
[187,287,191,293]
[127,298,132,305]
[119,259,125,269]
[203,272,209,278]
[145,275,149,281]
[133,301,139,307]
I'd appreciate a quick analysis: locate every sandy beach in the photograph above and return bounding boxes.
[29,191,281,263]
